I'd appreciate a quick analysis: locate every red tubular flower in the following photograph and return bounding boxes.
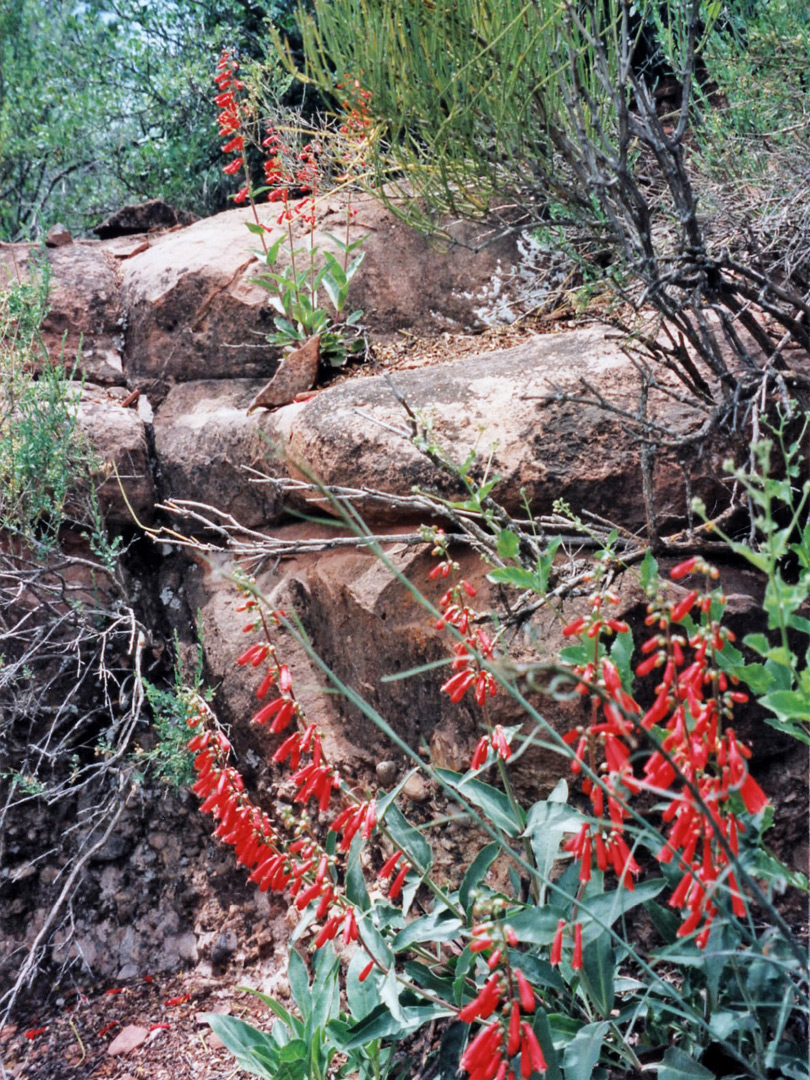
[520,1022,547,1077]
[272,731,303,768]
[491,725,512,760]
[671,590,698,623]
[460,1019,502,1069]
[388,862,410,900]
[636,651,663,677]
[562,616,586,637]
[507,1001,522,1056]
[572,923,583,971]
[739,773,768,814]
[251,696,289,726]
[515,969,535,1012]
[237,643,265,666]
[458,975,502,1024]
[670,557,697,580]
[343,908,358,944]
[314,914,343,948]
[359,958,375,982]
[441,669,476,703]
[378,850,402,879]
[471,736,489,769]
[295,880,323,910]
[256,668,277,699]
[550,920,565,966]
[470,936,494,953]
[270,701,296,734]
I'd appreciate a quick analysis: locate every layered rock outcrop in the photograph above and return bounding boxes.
[2,198,803,998]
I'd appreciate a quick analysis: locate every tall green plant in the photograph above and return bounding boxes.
[276,0,809,420]
[0,267,95,540]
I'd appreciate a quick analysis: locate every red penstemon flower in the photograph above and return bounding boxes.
[554,559,767,947]
[457,923,544,1079]
[429,535,506,771]
[186,584,419,971]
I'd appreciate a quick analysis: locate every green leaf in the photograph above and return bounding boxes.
[524,783,580,888]
[580,933,615,1016]
[346,832,370,912]
[340,1002,453,1049]
[735,662,774,695]
[582,878,666,941]
[743,632,771,657]
[239,989,303,1037]
[357,910,394,969]
[346,949,382,1021]
[379,966,407,1025]
[345,251,366,285]
[393,908,463,952]
[708,1009,756,1041]
[532,1010,563,1080]
[435,768,524,837]
[547,1012,581,1049]
[438,1023,468,1080]
[383,801,433,874]
[645,900,680,945]
[562,1020,608,1080]
[609,627,635,689]
[497,528,520,559]
[506,907,562,945]
[509,950,564,991]
[310,946,341,1031]
[321,272,341,311]
[639,550,659,593]
[655,1047,715,1079]
[760,689,809,723]
[278,1038,308,1064]
[202,1014,279,1079]
[287,948,311,1024]
[245,220,268,236]
[487,566,544,591]
[459,841,500,913]
[345,308,364,325]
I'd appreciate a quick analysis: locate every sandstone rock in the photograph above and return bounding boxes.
[45,223,73,247]
[152,379,286,529]
[0,242,125,384]
[94,199,197,239]
[247,335,321,411]
[107,1024,149,1055]
[279,326,728,532]
[120,195,525,398]
[76,384,156,526]
[119,209,281,392]
[153,327,728,534]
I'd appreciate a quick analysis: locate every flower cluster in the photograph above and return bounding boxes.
[261,125,320,228]
[215,51,250,203]
[635,557,764,944]
[430,532,499,710]
[187,588,412,970]
[335,75,373,187]
[458,922,546,1080]
[559,557,768,947]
